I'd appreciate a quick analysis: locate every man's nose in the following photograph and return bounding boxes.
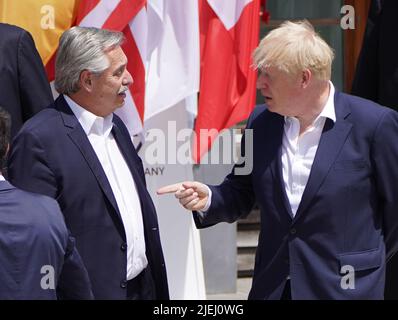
[123,69,134,86]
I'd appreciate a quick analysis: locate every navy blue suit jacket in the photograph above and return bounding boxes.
[195,92,398,299]
[0,180,93,299]
[8,95,169,299]
[0,23,53,137]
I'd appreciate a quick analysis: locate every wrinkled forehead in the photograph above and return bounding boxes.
[104,46,128,65]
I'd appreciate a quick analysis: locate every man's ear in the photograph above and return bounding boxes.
[80,70,94,92]
[301,69,312,88]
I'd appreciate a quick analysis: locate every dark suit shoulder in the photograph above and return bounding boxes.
[336,92,398,126]
[11,185,59,205]
[0,23,27,40]
[15,106,61,138]
[0,184,68,299]
[0,23,35,51]
[0,23,27,33]
[9,186,65,227]
[246,104,282,130]
[246,104,265,127]
[0,186,68,256]
[251,104,267,117]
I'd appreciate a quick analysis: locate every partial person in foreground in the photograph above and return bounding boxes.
[0,107,93,299]
[8,27,169,300]
[158,20,398,300]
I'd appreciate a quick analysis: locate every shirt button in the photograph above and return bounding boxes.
[120,280,127,289]
[290,228,297,235]
[120,243,127,251]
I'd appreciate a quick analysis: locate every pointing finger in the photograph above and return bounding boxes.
[157,183,183,195]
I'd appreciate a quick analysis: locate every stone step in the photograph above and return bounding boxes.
[238,222,260,232]
[237,248,256,278]
[237,207,260,278]
[237,230,259,248]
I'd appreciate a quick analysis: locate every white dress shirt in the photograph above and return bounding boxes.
[65,95,147,280]
[282,82,336,217]
[202,82,336,218]
[0,174,5,181]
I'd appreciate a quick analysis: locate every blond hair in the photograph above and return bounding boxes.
[253,20,334,80]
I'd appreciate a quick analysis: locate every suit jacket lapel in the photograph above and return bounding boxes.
[111,122,153,221]
[268,114,294,219]
[274,146,295,219]
[56,96,123,224]
[112,123,145,187]
[294,93,352,221]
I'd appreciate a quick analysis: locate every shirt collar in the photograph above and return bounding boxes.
[317,81,336,123]
[284,81,336,125]
[64,95,114,137]
[0,174,5,181]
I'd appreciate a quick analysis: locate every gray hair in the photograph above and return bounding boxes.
[55,26,124,95]
[253,20,334,80]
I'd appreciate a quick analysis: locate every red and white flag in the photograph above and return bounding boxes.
[194,0,260,163]
[60,0,200,138]
[145,0,200,122]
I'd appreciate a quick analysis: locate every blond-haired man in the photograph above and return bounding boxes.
[159,20,398,299]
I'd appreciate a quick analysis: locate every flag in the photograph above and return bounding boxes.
[194,0,260,163]
[145,0,200,121]
[0,0,79,65]
[141,0,205,299]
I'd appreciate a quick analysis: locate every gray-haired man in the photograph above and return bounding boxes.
[8,27,169,300]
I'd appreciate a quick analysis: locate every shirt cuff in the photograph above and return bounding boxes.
[197,185,212,217]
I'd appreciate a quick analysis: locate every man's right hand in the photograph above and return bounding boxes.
[157,181,209,211]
